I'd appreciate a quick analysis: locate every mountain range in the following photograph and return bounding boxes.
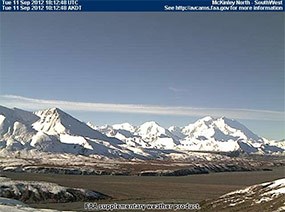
[0,105,284,160]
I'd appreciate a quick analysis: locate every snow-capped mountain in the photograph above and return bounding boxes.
[0,106,38,150]
[177,116,266,153]
[134,121,180,149]
[33,108,106,139]
[89,121,180,149]
[168,116,283,154]
[0,106,146,159]
[32,108,126,155]
[95,116,284,154]
[0,105,284,159]
[136,121,174,140]
[113,122,136,133]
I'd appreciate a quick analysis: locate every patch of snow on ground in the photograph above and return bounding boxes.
[0,197,60,212]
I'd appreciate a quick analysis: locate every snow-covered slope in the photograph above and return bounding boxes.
[0,106,38,150]
[33,108,106,139]
[168,126,186,139]
[96,117,284,154]
[0,197,59,212]
[32,108,133,156]
[0,176,108,203]
[0,105,284,158]
[91,121,180,149]
[0,106,144,158]
[266,139,285,150]
[113,122,136,133]
[178,116,283,154]
[0,176,108,211]
[134,121,179,149]
[201,178,285,211]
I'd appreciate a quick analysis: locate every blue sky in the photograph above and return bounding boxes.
[0,13,284,139]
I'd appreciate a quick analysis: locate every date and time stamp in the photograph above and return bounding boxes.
[1,0,82,11]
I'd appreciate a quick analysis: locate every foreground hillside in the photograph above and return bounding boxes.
[0,176,108,203]
[0,175,108,212]
[201,178,285,212]
[0,197,59,212]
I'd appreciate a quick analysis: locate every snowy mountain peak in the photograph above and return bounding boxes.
[46,107,61,112]
[33,108,105,139]
[33,108,69,135]
[141,121,160,126]
[168,126,180,131]
[138,121,165,134]
[182,116,215,132]
[0,106,38,124]
[34,107,65,118]
[201,116,214,122]
[217,116,239,125]
[86,122,97,129]
[179,116,269,153]
[136,121,175,140]
[112,122,135,132]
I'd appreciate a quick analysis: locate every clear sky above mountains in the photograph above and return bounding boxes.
[0,13,284,139]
